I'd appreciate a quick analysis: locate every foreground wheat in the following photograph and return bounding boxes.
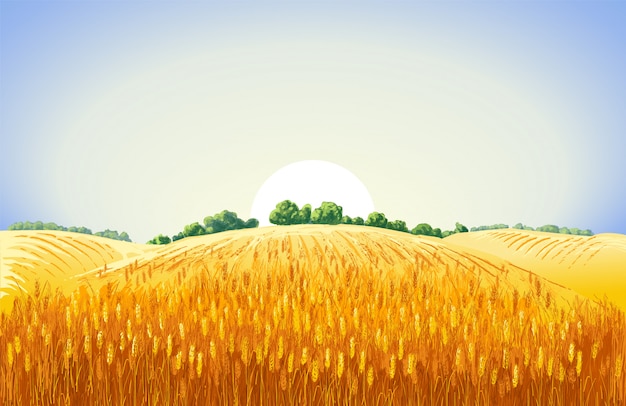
[1,255,625,405]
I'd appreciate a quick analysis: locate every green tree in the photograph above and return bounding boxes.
[244,218,259,228]
[182,222,206,238]
[365,212,388,228]
[536,224,560,234]
[67,226,93,234]
[94,229,132,242]
[17,221,45,230]
[411,223,434,236]
[204,210,245,234]
[270,200,301,225]
[352,216,365,226]
[440,222,469,238]
[340,215,353,225]
[172,232,185,242]
[8,222,24,230]
[311,202,343,225]
[296,204,312,224]
[470,224,509,232]
[569,228,593,236]
[387,220,408,233]
[147,234,171,245]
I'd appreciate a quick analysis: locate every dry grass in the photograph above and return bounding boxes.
[0,226,625,405]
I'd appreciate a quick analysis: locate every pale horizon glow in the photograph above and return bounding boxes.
[250,160,376,227]
[1,2,625,243]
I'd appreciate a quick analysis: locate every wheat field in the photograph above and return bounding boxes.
[0,226,624,405]
[447,229,626,311]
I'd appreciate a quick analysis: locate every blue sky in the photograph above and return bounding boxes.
[1,1,625,243]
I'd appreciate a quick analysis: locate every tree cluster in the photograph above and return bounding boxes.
[148,210,259,244]
[269,200,468,237]
[268,200,594,238]
[470,223,593,236]
[514,223,593,236]
[7,221,132,242]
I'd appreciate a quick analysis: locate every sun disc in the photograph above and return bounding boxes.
[250,160,375,226]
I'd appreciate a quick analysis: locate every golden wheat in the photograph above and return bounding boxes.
[1,228,625,405]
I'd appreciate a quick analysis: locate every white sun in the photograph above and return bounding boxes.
[250,160,376,227]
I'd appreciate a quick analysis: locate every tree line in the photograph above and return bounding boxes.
[470,223,593,236]
[268,200,468,238]
[147,210,259,245]
[7,221,132,242]
[7,202,594,246]
[268,200,594,237]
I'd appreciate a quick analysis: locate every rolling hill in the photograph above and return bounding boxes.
[446,229,626,310]
[0,225,615,313]
[1,225,625,404]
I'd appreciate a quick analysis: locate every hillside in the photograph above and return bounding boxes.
[2,225,625,404]
[446,229,626,310]
[0,225,605,313]
[0,230,155,309]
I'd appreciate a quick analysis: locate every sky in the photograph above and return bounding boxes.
[1,1,625,244]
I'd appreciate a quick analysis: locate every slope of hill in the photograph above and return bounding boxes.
[0,225,598,313]
[0,230,155,309]
[2,225,625,404]
[446,229,626,310]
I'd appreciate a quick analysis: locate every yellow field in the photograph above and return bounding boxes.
[447,229,626,311]
[0,226,624,404]
[0,231,155,310]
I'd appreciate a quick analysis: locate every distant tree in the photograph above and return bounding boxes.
[296,204,312,224]
[94,229,132,242]
[147,234,171,245]
[432,228,443,238]
[365,212,388,228]
[352,216,365,226]
[411,223,435,236]
[8,221,135,240]
[440,222,469,238]
[182,222,206,238]
[509,223,592,235]
[13,221,45,230]
[67,226,93,234]
[244,218,259,228]
[270,200,302,225]
[7,222,23,230]
[172,232,185,242]
[311,202,343,225]
[340,215,353,225]
[387,220,408,233]
[536,224,560,234]
[204,210,245,234]
[470,224,509,232]
[569,228,593,236]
